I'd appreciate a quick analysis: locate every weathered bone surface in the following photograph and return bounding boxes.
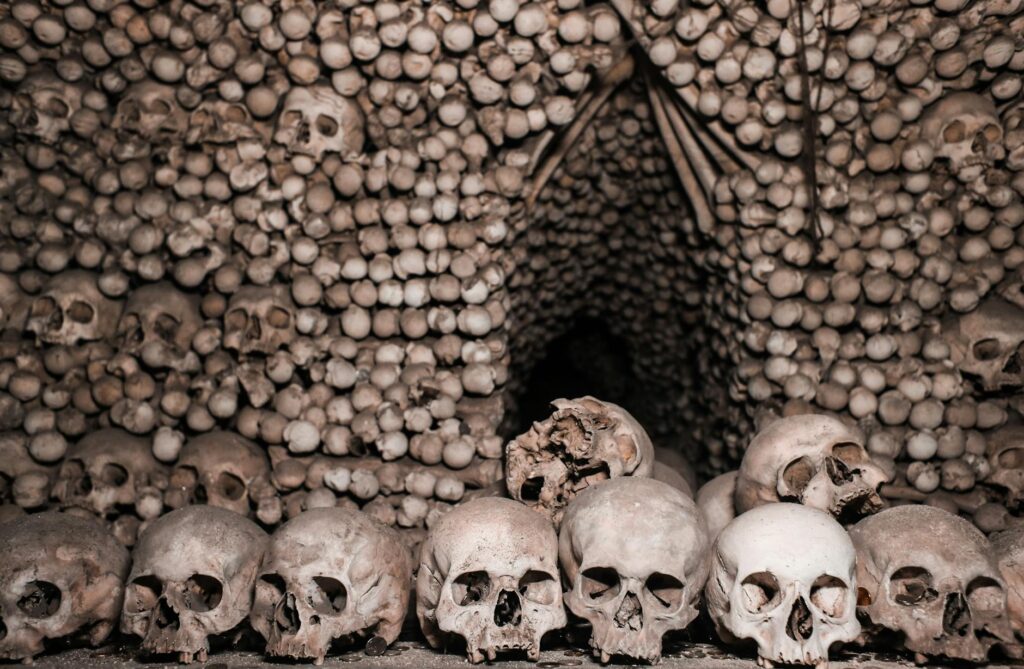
[993,526,1024,653]
[167,431,270,517]
[696,470,738,540]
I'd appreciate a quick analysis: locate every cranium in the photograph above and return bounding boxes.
[118,282,202,366]
[850,505,1013,662]
[167,431,271,517]
[251,508,411,664]
[223,286,297,355]
[993,526,1024,652]
[696,470,738,540]
[560,477,710,663]
[985,424,1024,508]
[922,92,1004,183]
[706,503,861,667]
[9,70,83,145]
[26,271,123,346]
[943,297,1024,393]
[506,397,655,527]
[273,85,365,161]
[416,497,566,663]
[112,82,189,143]
[53,428,167,517]
[186,99,265,145]
[121,506,268,663]
[0,512,130,661]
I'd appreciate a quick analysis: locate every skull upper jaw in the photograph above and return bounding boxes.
[436,595,564,663]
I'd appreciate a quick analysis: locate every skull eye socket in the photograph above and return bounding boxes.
[311,576,347,615]
[151,99,172,116]
[967,576,1004,613]
[17,580,61,618]
[581,566,620,603]
[810,575,848,618]
[983,124,1002,142]
[45,98,70,118]
[999,448,1024,469]
[973,338,1003,361]
[215,472,246,500]
[267,306,291,329]
[315,114,339,137]
[943,120,966,143]
[67,300,95,324]
[781,457,815,497]
[889,566,937,606]
[452,571,490,606]
[518,570,557,606]
[126,575,163,614]
[154,313,182,342]
[741,572,782,614]
[645,572,684,609]
[224,309,248,331]
[182,574,223,612]
[101,463,129,487]
[832,442,866,466]
[31,296,57,316]
[224,104,248,123]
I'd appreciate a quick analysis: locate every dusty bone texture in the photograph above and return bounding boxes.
[850,505,1013,662]
[167,431,271,517]
[0,511,130,661]
[506,397,655,526]
[706,503,861,667]
[416,497,566,663]
[121,505,268,664]
[559,477,710,663]
[250,507,410,664]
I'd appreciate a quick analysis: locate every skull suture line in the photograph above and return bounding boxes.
[273,85,365,161]
[921,92,1005,183]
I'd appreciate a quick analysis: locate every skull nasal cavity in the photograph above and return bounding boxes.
[156,598,179,630]
[786,598,813,641]
[943,592,971,636]
[17,581,61,618]
[493,589,522,628]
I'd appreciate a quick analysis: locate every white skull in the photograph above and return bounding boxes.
[53,428,167,517]
[26,271,123,346]
[121,506,268,664]
[223,286,297,355]
[506,397,656,527]
[735,414,889,522]
[273,85,365,161]
[167,431,271,517]
[251,508,411,664]
[943,297,1024,393]
[112,82,189,143]
[9,70,82,145]
[416,497,566,663]
[0,512,130,661]
[696,470,738,540]
[560,477,710,663]
[118,282,202,365]
[922,92,1005,183]
[850,505,1013,662]
[706,503,861,667]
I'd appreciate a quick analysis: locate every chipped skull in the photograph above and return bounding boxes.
[118,282,202,365]
[251,508,411,664]
[223,285,296,355]
[922,92,1005,183]
[9,71,82,145]
[850,505,1013,662]
[0,512,130,661]
[121,506,268,664]
[560,478,710,663]
[27,271,123,346]
[943,297,1024,393]
[417,497,566,663]
[273,85,365,161]
[112,82,189,143]
[706,503,860,668]
[166,431,271,517]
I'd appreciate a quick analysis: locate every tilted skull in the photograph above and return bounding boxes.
[273,85,365,161]
[985,424,1024,508]
[0,512,130,661]
[112,82,189,143]
[696,470,738,540]
[992,526,1024,652]
[118,282,202,366]
[121,506,268,664]
[706,503,860,667]
[506,397,655,527]
[26,271,123,346]
[943,297,1024,393]
[251,508,411,664]
[167,431,271,517]
[223,286,297,355]
[9,70,83,145]
[417,497,566,663]
[850,505,1013,662]
[922,92,1005,183]
[53,429,167,516]
[560,477,710,663]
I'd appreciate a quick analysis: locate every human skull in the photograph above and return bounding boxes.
[706,503,860,667]
[121,506,268,663]
[992,526,1024,651]
[273,85,365,161]
[985,425,1024,508]
[186,99,265,145]
[560,477,710,663]
[112,82,189,143]
[922,92,1005,183]
[850,505,1013,662]
[506,397,655,527]
[53,429,167,517]
[696,470,738,540]
[117,282,202,365]
[1004,101,1024,172]
[167,431,270,517]
[26,271,123,346]
[416,497,566,663]
[943,297,1024,393]
[9,70,82,145]
[223,286,296,355]
[251,508,411,664]
[0,512,130,661]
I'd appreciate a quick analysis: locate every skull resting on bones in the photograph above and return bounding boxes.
[850,505,1013,662]
[9,70,83,145]
[417,497,566,663]
[560,477,710,663]
[0,512,130,661]
[118,282,202,368]
[251,507,411,664]
[985,424,1024,508]
[223,285,297,355]
[121,505,268,664]
[506,396,655,527]
[734,414,888,522]
[943,297,1024,393]
[112,82,189,143]
[921,92,1005,183]
[166,431,270,517]
[706,503,861,667]
[27,271,123,346]
[273,85,365,161]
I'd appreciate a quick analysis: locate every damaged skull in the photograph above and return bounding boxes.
[223,286,297,355]
[26,271,123,346]
[922,92,1004,183]
[166,431,270,517]
[273,85,365,161]
[943,297,1024,393]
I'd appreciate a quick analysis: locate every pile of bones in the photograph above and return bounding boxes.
[2,0,1024,662]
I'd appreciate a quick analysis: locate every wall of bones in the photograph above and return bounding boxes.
[2,0,1024,663]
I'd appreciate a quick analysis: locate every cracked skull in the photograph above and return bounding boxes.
[121,506,268,664]
[118,282,202,368]
[251,508,411,664]
[943,297,1024,393]
[506,397,655,527]
[273,85,365,161]
[0,512,130,661]
[734,414,888,522]
[416,497,566,663]
[922,92,1005,183]
[560,477,710,663]
[223,286,296,355]
[850,505,1013,662]
[706,503,860,668]
[26,271,123,346]
[166,431,271,517]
